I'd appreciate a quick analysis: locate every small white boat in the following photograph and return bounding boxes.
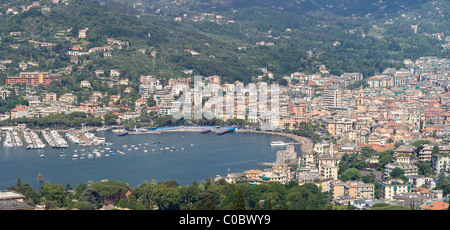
[40,154,45,158]
[72,154,79,159]
[270,141,290,146]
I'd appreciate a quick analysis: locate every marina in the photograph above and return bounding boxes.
[24,130,46,149]
[0,130,291,190]
[3,129,24,147]
[42,129,68,148]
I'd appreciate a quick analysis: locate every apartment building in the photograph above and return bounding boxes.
[331,181,375,199]
[323,88,342,108]
[431,154,450,174]
[379,180,411,200]
[5,72,61,86]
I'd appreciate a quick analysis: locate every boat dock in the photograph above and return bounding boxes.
[70,130,106,146]
[23,130,45,149]
[3,130,24,147]
[42,129,68,148]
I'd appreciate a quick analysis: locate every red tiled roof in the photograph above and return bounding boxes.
[422,201,449,210]
[11,107,27,112]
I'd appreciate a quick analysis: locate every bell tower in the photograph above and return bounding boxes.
[357,85,366,115]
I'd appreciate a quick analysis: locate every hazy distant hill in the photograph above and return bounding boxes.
[110,0,433,18]
[0,0,447,85]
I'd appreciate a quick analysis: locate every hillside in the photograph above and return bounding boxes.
[0,0,448,86]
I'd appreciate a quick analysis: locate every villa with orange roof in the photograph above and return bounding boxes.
[421,201,449,210]
[10,107,29,119]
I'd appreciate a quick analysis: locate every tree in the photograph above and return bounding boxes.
[432,144,439,155]
[265,197,272,210]
[390,167,405,179]
[228,189,246,210]
[39,184,69,208]
[153,181,182,210]
[204,199,216,210]
[75,183,87,199]
[65,183,73,191]
[16,178,22,191]
[37,173,44,189]
[339,168,361,182]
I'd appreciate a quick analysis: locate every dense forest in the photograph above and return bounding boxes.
[0,0,448,88]
[8,177,334,210]
[9,173,450,210]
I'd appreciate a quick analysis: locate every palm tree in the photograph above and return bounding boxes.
[37,173,44,189]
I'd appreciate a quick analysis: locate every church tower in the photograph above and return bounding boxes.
[357,85,366,116]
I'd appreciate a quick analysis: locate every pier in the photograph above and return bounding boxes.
[23,130,45,149]
[70,130,106,146]
[42,129,68,148]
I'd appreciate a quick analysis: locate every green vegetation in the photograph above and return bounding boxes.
[0,111,103,128]
[7,176,333,210]
[370,203,410,210]
[0,91,29,114]
[0,0,448,92]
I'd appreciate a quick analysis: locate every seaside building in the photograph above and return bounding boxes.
[5,72,61,86]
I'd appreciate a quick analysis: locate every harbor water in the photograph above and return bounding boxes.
[0,130,293,190]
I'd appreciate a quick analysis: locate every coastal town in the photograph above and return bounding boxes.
[1,55,450,210]
[1,0,450,212]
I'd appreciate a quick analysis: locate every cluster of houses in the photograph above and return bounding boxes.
[211,56,450,210]
[1,37,450,209]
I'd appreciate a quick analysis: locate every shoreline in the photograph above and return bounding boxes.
[5,126,314,154]
[150,127,314,154]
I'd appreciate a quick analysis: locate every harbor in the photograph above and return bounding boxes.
[0,129,286,190]
[23,130,46,149]
[3,129,23,147]
[1,127,109,149]
[42,129,68,148]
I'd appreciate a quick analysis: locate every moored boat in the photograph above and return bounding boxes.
[117,131,129,136]
[200,129,212,134]
[270,140,290,146]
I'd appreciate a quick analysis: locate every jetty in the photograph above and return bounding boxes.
[42,129,68,148]
[23,130,45,149]
[68,130,106,146]
[3,130,15,147]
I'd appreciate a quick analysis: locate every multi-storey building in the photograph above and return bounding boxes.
[323,88,342,108]
[431,154,450,174]
[331,181,375,199]
[5,72,61,86]
[379,180,411,200]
